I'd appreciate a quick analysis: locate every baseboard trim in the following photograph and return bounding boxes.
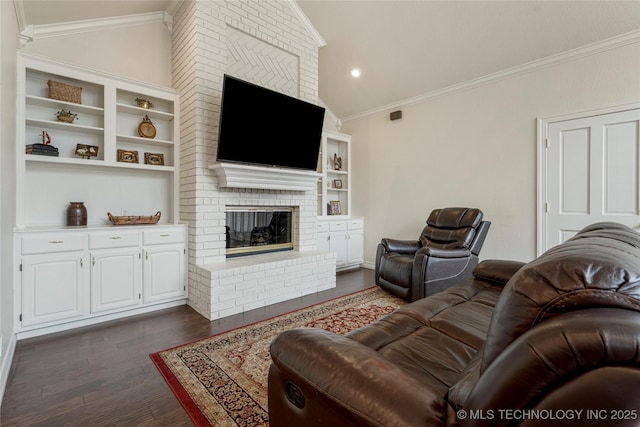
[0,333,17,406]
[361,261,375,270]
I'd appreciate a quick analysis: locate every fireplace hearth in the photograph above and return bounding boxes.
[225,207,293,257]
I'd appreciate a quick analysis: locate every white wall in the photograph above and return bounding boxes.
[0,0,19,401]
[343,40,640,266]
[22,23,172,87]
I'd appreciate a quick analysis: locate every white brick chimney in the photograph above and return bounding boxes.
[172,0,335,320]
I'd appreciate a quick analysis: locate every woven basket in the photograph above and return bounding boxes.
[48,80,82,104]
[57,115,74,123]
[107,211,161,225]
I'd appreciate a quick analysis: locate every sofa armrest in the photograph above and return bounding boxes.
[458,308,640,427]
[416,246,471,258]
[380,238,421,254]
[472,259,525,286]
[269,328,445,426]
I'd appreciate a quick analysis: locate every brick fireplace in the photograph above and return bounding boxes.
[172,0,336,320]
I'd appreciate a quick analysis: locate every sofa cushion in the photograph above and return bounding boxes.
[480,221,640,372]
[347,278,503,397]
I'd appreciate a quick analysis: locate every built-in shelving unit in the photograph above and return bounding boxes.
[16,53,180,228]
[14,53,186,339]
[317,130,351,217]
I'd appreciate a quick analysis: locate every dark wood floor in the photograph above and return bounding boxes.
[0,268,374,426]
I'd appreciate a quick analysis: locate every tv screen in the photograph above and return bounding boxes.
[216,75,326,171]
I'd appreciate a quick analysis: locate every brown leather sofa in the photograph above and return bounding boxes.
[376,207,491,301]
[268,222,640,427]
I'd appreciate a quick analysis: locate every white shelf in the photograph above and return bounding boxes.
[26,95,104,115]
[116,134,174,146]
[26,118,104,135]
[327,170,348,176]
[25,152,176,175]
[25,154,103,166]
[116,103,174,120]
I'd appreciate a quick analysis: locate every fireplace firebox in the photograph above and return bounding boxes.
[225,207,293,257]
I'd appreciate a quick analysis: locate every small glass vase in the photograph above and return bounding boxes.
[67,202,87,226]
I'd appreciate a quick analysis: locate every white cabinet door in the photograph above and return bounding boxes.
[22,252,88,326]
[317,232,330,252]
[91,248,142,313]
[346,229,364,265]
[143,244,186,303]
[329,232,348,267]
[317,222,330,252]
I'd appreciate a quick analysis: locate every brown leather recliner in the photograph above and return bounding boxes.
[375,207,491,301]
[268,222,640,427]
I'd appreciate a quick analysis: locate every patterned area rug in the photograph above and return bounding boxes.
[150,287,405,426]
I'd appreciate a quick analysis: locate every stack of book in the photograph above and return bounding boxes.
[26,144,59,157]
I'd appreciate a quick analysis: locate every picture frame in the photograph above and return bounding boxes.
[117,149,139,163]
[75,144,99,159]
[144,152,164,166]
[329,200,342,215]
[333,179,343,189]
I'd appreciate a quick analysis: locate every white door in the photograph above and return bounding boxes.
[544,108,640,252]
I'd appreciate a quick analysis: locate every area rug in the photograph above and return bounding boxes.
[150,286,405,427]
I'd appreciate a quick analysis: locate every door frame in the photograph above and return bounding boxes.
[536,101,640,256]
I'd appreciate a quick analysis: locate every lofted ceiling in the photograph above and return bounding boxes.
[16,1,640,120]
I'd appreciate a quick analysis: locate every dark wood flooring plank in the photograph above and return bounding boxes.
[1,268,374,426]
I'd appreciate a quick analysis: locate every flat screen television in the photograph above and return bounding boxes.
[216,75,325,171]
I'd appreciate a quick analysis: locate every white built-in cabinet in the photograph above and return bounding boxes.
[16,226,187,338]
[316,130,363,270]
[14,53,186,339]
[317,218,364,271]
[317,130,351,217]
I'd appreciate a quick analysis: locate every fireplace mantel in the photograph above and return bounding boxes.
[209,162,321,191]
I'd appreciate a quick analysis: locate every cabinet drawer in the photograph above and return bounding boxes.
[317,222,329,233]
[347,220,363,231]
[89,232,140,249]
[143,229,185,245]
[21,234,86,255]
[329,222,346,232]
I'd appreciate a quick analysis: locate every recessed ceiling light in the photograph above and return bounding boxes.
[351,68,361,78]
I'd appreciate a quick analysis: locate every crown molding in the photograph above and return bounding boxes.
[342,29,640,122]
[286,0,326,48]
[19,10,174,46]
[13,1,33,46]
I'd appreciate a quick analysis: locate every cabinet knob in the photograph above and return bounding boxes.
[160,234,170,237]
[92,257,96,266]
[109,236,122,240]
[80,258,84,268]
[49,240,64,244]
